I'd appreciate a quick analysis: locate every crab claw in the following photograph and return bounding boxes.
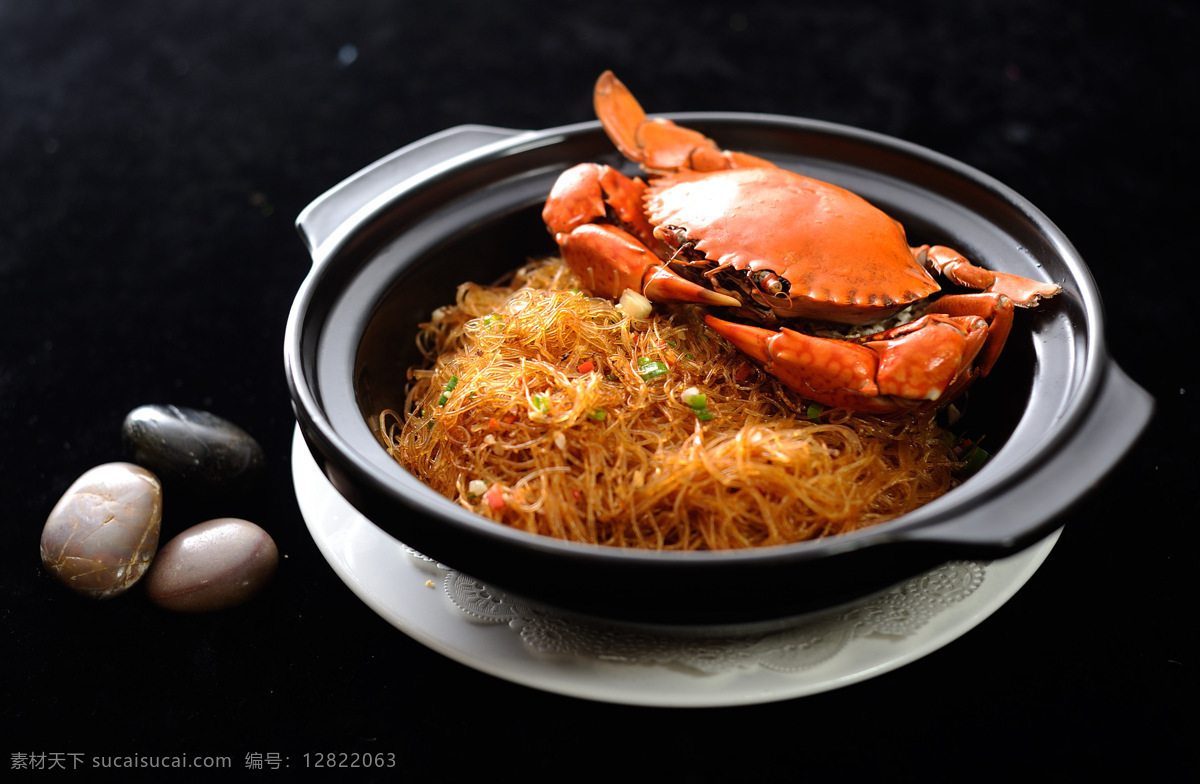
[557,224,740,307]
[704,315,882,402]
[544,162,740,308]
[543,162,659,245]
[862,315,986,402]
[704,313,988,412]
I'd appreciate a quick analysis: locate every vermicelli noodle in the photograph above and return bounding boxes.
[379,257,960,550]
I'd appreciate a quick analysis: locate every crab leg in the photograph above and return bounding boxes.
[594,70,774,173]
[917,245,1061,307]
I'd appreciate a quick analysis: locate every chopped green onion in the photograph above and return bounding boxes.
[681,387,715,421]
[532,394,549,413]
[960,445,989,475]
[587,408,607,421]
[806,403,824,421]
[637,357,669,381]
[438,376,459,406]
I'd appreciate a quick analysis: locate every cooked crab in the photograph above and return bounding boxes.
[542,71,1060,413]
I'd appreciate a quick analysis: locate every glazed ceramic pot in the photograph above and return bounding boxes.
[285,115,1152,626]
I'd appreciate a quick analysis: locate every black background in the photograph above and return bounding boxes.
[3,1,1191,778]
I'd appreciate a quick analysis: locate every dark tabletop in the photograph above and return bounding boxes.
[3,0,1191,778]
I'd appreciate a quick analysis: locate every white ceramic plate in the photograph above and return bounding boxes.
[293,427,1059,707]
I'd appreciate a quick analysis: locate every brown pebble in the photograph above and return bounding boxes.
[144,518,278,612]
[40,463,163,599]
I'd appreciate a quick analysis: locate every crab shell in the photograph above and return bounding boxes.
[643,166,940,325]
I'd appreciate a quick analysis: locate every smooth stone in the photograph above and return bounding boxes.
[122,404,265,495]
[144,518,278,612]
[40,462,163,599]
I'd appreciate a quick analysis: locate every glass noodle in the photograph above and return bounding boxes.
[379,258,960,550]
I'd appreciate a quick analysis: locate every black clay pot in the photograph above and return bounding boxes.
[285,116,1152,626]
